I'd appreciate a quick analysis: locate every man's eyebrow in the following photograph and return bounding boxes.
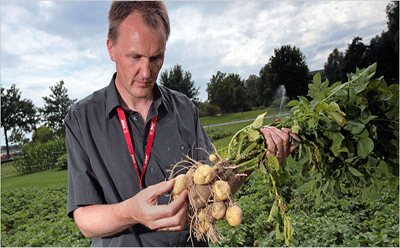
[126,49,165,58]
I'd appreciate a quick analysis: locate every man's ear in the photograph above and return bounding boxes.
[107,38,116,62]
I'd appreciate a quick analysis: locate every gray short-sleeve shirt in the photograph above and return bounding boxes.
[66,73,212,247]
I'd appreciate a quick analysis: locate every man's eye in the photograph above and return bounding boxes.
[151,55,163,61]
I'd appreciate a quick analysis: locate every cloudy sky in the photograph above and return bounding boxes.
[1,1,391,144]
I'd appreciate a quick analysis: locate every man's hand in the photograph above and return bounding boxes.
[123,180,188,232]
[73,180,188,238]
[260,126,300,164]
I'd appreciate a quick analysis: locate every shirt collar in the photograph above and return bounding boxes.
[105,73,169,119]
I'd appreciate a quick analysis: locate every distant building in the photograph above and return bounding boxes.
[309,69,326,82]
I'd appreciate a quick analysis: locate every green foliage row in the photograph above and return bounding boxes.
[1,184,91,247]
[1,168,397,247]
[212,168,399,247]
[13,136,66,175]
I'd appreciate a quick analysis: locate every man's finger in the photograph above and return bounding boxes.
[260,127,276,156]
[147,179,175,198]
[153,192,189,231]
[150,189,188,220]
[281,127,301,142]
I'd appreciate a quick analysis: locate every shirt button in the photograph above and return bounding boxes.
[133,116,138,121]
[150,168,154,173]
[180,145,185,150]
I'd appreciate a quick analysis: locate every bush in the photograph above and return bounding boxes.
[13,136,66,175]
[56,153,68,170]
[198,102,221,117]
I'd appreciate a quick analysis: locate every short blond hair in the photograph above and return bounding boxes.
[107,1,170,44]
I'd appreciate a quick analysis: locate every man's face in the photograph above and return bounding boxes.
[107,12,166,102]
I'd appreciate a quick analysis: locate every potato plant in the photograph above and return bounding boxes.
[169,63,398,246]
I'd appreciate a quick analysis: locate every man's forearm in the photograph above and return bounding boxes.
[73,201,136,238]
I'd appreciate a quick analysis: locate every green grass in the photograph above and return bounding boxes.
[200,108,281,126]
[1,163,68,191]
[1,162,18,179]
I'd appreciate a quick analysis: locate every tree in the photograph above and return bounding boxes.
[268,45,310,100]
[206,71,235,114]
[159,64,200,103]
[1,85,37,156]
[258,63,275,106]
[367,1,399,85]
[244,74,261,108]
[324,48,344,84]
[342,37,370,80]
[32,125,53,143]
[40,80,76,136]
[386,1,399,36]
[9,128,26,146]
[228,73,249,113]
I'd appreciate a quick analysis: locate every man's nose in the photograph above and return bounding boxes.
[139,58,151,79]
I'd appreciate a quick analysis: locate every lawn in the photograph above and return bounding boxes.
[1,162,68,191]
[199,108,282,126]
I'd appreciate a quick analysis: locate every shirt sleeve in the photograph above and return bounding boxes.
[65,109,105,219]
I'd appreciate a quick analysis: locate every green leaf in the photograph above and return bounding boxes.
[327,111,347,126]
[247,129,261,141]
[357,137,374,158]
[267,200,279,222]
[251,111,267,129]
[344,120,365,135]
[313,72,321,86]
[291,124,301,134]
[360,114,378,125]
[286,100,299,107]
[331,132,349,156]
[328,101,346,115]
[315,101,328,112]
[348,166,364,177]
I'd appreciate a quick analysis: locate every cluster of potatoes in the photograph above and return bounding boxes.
[171,154,243,242]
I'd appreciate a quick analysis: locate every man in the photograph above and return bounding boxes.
[66,1,298,247]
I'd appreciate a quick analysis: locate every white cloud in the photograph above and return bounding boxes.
[38,1,56,21]
[167,1,388,71]
[1,3,32,24]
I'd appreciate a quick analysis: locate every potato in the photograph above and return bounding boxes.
[172,174,189,196]
[212,180,231,201]
[209,154,217,163]
[197,221,208,233]
[197,208,208,222]
[193,164,215,185]
[210,201,226,220]
[186,167,195,178]
[189,184,211,209]
[226,205,243,227]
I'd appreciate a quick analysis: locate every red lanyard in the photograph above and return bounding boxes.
[117,107,157,189]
